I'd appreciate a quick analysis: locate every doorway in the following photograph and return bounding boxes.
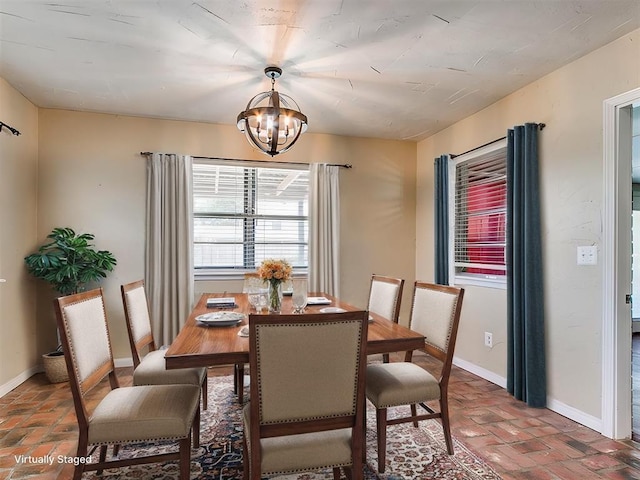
[630,105,640,440]
[632,210,640,322]
[602,87,639,440]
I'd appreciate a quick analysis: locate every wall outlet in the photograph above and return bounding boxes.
[484,332,493,348]
[577,245,597,265]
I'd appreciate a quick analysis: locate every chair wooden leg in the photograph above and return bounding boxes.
[352,443,363,480]
[113,444,120,456]
[179,436,191,480]
[233,364,239,394]
[440,398,454,455]
[250,444,261,480]
[382,353,390,363]
[410,404,418,427]
[362,401,367,462]
[97,445,107,474]
[193,404,201,449]
[236,363,244,404]
[241,434,248,480]
[74,436,88,480]
[202,375,208,410]
[376,408,387,473]
[333,467,342,480]
[242,429,259,480]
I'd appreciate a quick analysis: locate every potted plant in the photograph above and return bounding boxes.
[24,227,117,382]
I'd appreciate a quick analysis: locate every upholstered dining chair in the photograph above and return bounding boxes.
[242,272,262,292]
[367,274,404,363]
[121,279,208,410]
[54,288,200,480]
[365,281,464,473]
[243,311,369,480]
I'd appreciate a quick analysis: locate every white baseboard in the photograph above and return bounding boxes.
[546,397,603,432]
[453,356,603,433]
[0,365,42,398]
[453,356,507,388]
[0,355,607,435]
[114,357,134,368]
[1,358,134,398]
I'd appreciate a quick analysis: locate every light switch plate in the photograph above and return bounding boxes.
[577,246,598,265]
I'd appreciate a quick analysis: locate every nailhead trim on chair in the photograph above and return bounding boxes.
[264,461,351,476]
[61,296,113,396]
[255,321,363,424]
[90,435,188,446]
[247,450,351,477]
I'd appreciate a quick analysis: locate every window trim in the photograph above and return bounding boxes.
[192,158,310,280]
[448,139,508,290]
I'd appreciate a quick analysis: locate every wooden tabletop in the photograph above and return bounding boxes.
[164,292,425,370]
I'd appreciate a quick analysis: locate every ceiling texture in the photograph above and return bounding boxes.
[1,0,639,142]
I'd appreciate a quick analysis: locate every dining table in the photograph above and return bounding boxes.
[164,292,425,370]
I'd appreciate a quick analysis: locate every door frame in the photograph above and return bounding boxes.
[603,87,640,439]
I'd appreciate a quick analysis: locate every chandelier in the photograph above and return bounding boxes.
[236,66,308,156]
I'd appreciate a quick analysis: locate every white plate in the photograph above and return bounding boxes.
[319,307,346,313]
[196,312,244,327]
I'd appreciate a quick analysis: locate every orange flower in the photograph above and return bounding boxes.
[257,259,292,283]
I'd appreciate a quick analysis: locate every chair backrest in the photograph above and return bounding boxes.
[121,280,155,367]
[409,281,464,375]
[247,311,368,437]
[54,288,118,427]
[367,274,404,323]
[242,273,263,293]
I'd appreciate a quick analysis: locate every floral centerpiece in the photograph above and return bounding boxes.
[257,258,292,313]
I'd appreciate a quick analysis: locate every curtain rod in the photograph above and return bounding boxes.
[450,123,545,158]
[0,121,21,136]
[140,152,352,169]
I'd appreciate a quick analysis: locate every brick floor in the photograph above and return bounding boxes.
[1,352,640,479]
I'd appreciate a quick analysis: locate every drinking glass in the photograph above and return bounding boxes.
[255,290,268,314]
[292,277,308,314]
[247,289,260,311]
[244,276,264,311]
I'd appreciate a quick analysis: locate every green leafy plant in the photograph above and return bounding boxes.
[24,227,117,295]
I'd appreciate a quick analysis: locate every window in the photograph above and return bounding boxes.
[449,140,507,288]
[193,159,309,277]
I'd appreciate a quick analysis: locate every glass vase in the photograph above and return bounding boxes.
[292,277,308,313]
[268,281,283,313]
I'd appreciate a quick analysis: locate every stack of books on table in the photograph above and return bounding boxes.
[306,296,332,305]
[206,297,237,308]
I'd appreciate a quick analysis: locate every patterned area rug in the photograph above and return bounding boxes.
[86,375,501,479]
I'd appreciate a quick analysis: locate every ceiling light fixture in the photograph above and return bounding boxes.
[237,66,308,157]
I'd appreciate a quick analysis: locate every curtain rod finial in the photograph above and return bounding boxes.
[0,121,21,136]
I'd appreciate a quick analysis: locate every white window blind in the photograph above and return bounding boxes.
[451,143,507,286]
[193,160,309,273]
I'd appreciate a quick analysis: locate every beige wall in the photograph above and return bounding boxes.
[416,28,640,419]
[36,110,416,361]
[0,78,39,387]
[10,25,638,432]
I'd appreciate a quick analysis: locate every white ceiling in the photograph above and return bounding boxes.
[1,0,639,142]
